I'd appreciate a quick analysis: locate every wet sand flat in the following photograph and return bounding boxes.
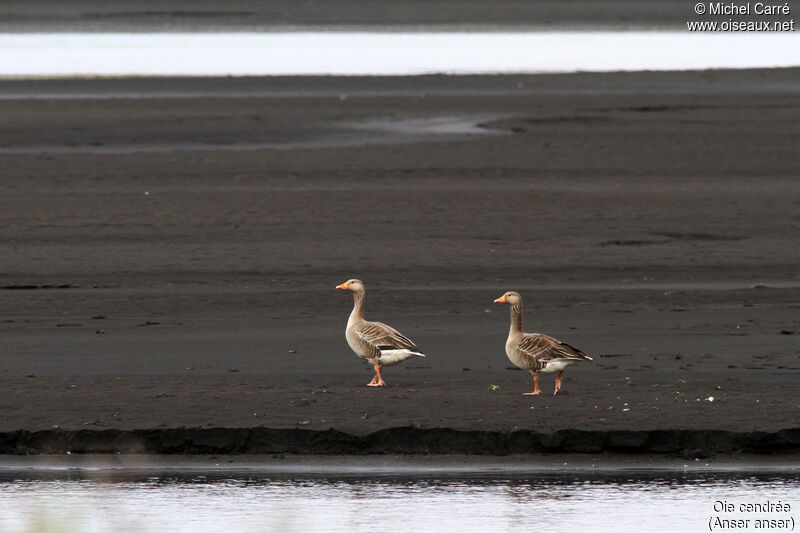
[1,70,799,455]
[0,0,697,31]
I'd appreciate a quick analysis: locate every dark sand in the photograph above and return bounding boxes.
[1,69,799,456]
[0,0,702,31]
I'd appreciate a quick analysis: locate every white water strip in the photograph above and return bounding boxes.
[1,32,798,77]
[1,473,799,533]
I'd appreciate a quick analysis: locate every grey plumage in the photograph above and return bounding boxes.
[337,279,425,386]
[513,334,592,372]
[495,290,592,395]
[352,321,421,360]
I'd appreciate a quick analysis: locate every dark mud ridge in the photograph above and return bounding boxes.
[3,427,800,457]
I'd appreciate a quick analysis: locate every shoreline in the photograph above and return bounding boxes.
[3,426,800,459]
[3,452,800,476]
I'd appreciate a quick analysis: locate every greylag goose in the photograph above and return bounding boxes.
[494,291,592,395]
[336,279,426,386]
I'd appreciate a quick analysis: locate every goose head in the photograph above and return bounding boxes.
[493,291,522,305]
[336,279,365,293]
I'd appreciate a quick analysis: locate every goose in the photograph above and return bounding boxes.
[494,291,592,395]
[336,279,426,386]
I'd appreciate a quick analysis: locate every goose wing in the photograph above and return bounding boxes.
[516,334,592,370]
[354,320,420,352]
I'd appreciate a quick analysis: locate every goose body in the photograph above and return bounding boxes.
[337,279,425,386]
[494,291,592,395]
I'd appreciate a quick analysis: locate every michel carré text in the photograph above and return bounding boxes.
[707,2,792,15]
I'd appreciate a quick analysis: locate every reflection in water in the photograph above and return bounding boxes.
[1,472,798,532]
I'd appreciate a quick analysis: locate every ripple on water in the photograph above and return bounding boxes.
[1,472,799,532]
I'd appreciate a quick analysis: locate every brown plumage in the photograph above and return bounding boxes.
[336,279,426,386]
[494,291,592,395]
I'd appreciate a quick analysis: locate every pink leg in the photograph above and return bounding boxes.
[553,370,564,395]
[367,365,386,387]
[523,374,542,395]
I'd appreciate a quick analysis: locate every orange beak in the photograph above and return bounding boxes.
[493,295,507,303]
[336,282,349,290]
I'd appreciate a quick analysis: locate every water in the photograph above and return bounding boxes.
[1,31,798,77]
[1,468,798,532]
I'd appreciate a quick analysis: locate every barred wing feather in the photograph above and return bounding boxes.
[517,334,592,367]
[355,321,420,352]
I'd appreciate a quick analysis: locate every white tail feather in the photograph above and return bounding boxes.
[378,348,426,365]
